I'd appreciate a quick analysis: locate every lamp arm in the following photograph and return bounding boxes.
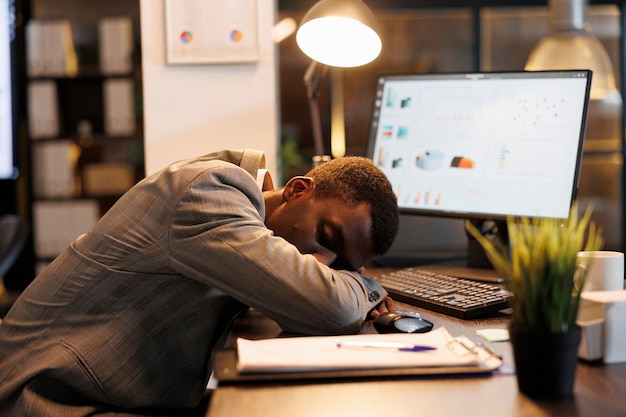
[303,60,328,161]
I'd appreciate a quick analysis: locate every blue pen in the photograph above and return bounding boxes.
[336,341,436,352]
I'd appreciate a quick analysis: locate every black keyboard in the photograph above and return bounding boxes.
[375,267,513,319]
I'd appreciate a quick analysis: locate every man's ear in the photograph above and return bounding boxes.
[282,176,315,201]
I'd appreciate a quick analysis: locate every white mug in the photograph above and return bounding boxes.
[576,251,625,292]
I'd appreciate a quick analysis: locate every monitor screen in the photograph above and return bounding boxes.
[366,70,592,222]
[366,70,592,272]
[0,0,16,180]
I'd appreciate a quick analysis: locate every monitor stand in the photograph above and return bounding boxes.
[372,218,508,283]
[422,219,509,283]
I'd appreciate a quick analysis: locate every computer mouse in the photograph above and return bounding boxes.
[373,311,434,334]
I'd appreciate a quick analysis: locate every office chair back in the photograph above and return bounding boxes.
[0,214,29,279]
[0,215,29,318]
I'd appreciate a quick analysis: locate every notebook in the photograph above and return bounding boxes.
[213,327,503,383]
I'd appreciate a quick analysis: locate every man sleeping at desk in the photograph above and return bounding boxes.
[0,148,399,417]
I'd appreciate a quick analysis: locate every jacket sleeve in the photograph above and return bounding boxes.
[168,163,388,335]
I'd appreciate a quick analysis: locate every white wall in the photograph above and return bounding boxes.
[139,0,278,177]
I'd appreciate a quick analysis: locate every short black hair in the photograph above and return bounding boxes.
[305,156,399,255]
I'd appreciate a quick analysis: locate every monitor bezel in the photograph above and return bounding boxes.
[0,0,19,181]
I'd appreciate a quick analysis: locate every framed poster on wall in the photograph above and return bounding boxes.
[165,0,259,64]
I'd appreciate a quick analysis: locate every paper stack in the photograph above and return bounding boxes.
[236,327,501,374]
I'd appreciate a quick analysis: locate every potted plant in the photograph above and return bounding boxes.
[466,204,603,398]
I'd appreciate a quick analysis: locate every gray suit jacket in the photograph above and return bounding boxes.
[0,149,387,416]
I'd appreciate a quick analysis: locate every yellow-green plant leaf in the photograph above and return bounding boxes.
[465,204,604,332]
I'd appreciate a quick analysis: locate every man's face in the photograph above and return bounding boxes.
[265,178,375,270]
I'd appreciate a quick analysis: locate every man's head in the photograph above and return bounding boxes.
[305,157,399,256]
[264,156,399,270]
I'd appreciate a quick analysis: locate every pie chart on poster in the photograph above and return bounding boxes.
[230,30,243,42]
[180,31,193,43]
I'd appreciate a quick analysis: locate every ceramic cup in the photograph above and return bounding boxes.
[576,251,625,292]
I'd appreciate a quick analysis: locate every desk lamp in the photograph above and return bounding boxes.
[296,0,382,165]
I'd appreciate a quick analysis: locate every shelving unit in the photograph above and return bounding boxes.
[24,1,143,270]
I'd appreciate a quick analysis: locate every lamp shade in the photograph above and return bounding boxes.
[525,0,617,101]
[296,0,382,68]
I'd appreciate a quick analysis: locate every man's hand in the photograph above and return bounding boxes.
[356,267,397,320]
[369,296,397,319]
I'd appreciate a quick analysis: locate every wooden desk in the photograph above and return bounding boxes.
[205,269,626,417]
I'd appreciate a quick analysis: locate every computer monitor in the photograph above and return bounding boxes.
[0,0,17,180]
[366,70,592,271]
